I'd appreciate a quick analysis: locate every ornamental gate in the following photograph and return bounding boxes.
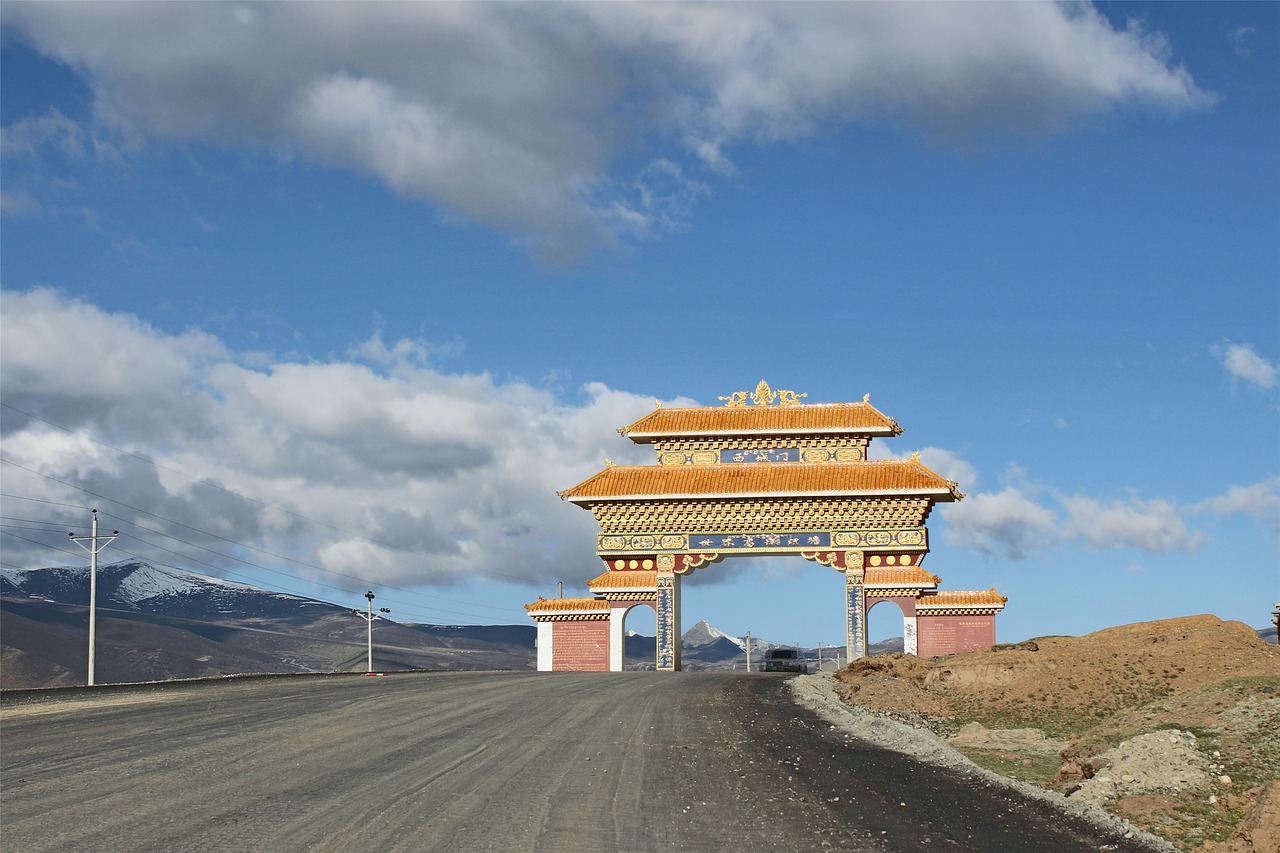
[526,382,1006,671]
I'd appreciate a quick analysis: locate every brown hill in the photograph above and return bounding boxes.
[834,615,1280,852]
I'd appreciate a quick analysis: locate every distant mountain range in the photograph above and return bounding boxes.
[2,561,857,689]
[1,561,540,689]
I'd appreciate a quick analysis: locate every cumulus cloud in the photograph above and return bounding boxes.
[0,287,655,596]
[942,471,1280,561]
[1213,342,1278,389]
[2,2,1210,255]
[1059,494,1204,553]
[941,486,1061,560]
[934,454,1277,560]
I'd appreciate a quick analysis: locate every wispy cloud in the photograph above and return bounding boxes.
[0,108,86,159]
[1192,478,1280,532]
[3,2,1211,257]
[1230,25,1257,58]
[1213,342,1278,389]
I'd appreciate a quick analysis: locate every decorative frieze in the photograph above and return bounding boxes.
[532,611,610,622]
[655,440,869,466]
[846,572,867,661]
[656,574,678,671]
[597,527,928,555]
[591,496,934,532]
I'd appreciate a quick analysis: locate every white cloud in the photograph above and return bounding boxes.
[873,444,978,491]
[1214,342,1278,389]
[0,189,40,216]
[1230,26,1257,58]
[0,108,86,159]
[943,486,1216,560]
[1192,478,1280,531]
[1060,494,1205,553]
[937,461,1250,560]
[0,288,652,594]
[0,287,226,441]
[2,2,1210,256]
[6,290,1265,592]
[941,487,1061,560]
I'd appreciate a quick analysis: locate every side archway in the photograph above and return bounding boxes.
[865,598,912,655]
[609,600,657,671]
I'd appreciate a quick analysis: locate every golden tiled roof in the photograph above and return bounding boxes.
[621,402,902,441]
[523,596,610,614]
[863,566,941,587]
[559,459,959,503]
[915,589,1008,609]
[586,570,658,590]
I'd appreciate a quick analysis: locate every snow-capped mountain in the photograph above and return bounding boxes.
[682,619,745,650]
[681,619,780,654]
[1,560,535,689]
[1,560,321,620]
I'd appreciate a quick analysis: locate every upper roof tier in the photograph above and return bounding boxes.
[559,458,961,504]
[620,400,902,443]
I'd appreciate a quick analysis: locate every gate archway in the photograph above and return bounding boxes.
[866,598,908,655]
[526,382,1006,671]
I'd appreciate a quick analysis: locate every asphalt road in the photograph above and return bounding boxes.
[1,672,1157,852]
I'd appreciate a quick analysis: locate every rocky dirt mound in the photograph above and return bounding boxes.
[1067,730,1209,807]
[832,615,1280,851]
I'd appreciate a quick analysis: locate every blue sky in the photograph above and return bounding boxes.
[2,2,1276,650]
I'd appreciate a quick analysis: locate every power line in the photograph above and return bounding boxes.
[0,493,92,511]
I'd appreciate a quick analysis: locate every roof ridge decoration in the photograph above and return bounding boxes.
[908,450,966,500]
[718,380,807,407]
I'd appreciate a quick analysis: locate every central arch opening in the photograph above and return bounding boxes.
[620,602,657,671]
[678,555,848,672]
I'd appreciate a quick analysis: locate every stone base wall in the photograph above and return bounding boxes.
[916,614,996,657]
[551,620,610,671]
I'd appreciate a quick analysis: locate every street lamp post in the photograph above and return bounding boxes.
[352,591,390,674]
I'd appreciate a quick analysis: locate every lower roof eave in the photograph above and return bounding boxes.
[565,487,957,505]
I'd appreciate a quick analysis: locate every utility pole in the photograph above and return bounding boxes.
[817,641,823,669]
[352,591,390,673]
[745,631,752,672]
[69,509,118,687]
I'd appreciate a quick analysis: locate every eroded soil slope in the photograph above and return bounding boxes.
[834,615,1280,852]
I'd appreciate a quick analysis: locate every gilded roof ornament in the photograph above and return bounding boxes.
[655,400,663,409]
[863,393,870,403]
[718,380,807,407]
[605,458,617,467]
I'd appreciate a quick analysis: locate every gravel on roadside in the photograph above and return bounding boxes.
[788,673,1179,852]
